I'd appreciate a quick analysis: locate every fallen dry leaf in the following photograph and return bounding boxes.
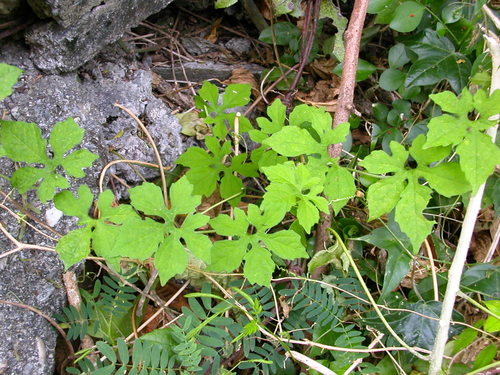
[206,17,222,44]
[296,79,339,112]
[224,68,259,97]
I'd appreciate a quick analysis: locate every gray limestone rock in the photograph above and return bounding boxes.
[0,41,185,374]
[25,0,174,73]
[27,0,106,27]
[153,61,264,82]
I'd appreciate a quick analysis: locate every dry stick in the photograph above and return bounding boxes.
[62,272,95,359]
[286,350,338,375]
[428,10,500,374]
[243,63,301,116]
[0,189,62,237]
[313,0,369,279]
[114,103,169,208]
[0,220,56,259]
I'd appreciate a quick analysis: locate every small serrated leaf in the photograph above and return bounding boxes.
[155,236,188,285]
[0,120,48,163]
[0,63,23,100]
[394,178,434,251]
[61,149,98,178]
[49,118,85,158]
[56,227,92,268]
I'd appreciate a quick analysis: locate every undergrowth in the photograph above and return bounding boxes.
[0,0,499,374]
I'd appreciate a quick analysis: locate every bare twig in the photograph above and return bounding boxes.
[0,221,56,259]
[286,350,338,375]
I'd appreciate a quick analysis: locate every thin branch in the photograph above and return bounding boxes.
[286,350,338,375]
[428,12,500,373]
[314,0,369,276]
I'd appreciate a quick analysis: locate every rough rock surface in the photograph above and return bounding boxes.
[0,41,184,375]
[27,0,106,27]
[25,0,174,73]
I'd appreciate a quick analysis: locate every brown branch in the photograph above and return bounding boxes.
[313,0,369,279]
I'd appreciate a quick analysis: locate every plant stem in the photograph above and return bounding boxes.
[428,12,500,373]
[330,228,428,360]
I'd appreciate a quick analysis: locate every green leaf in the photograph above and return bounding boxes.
[244,246,274,286]
[214,0,237,8]
[367,0,392,14]
[425,114,468,147]
[473,89,500,119]
[61,149,98,178]
[155,236,188,285]
[37,173,70,202]
[260,230,308,259]
[388,43,411,69]
[441,2,463,24]
[456,130,500,193]
[0,120,48,163]
[56,227,92,269]
[483,300,500,333]
[259,22,300,46]
[308,241,348,274]
[93,218,163,261]
[421,163,470,197]
[333,59,377,82]
[359,141,407,173]
[394,178,434,251]
[197,81,219,108]
[324,163,356,214]
[367,301,462,350]
[405,30,471,93]
[129,182,169,219]
[182,229,212,264]
[49,118,84,158]
[296,199,321,234]
[10,166,47,193]
[320,0,347,61]
[0,63,23,100]
[54,185,94,220]
[264,126,319,156]
[379,69,405,91]
[366,175,406,221]
[255,99,286,134]
[222,84,251,109]
[430,88,473,118]
[409,133,452,165]
[261,163,326,232]
[360,226,412,300]
[209,240,247,272]
[473,345,497,369]
[170,177,201,215]
[389,1,424,32]
[210,208,248,237]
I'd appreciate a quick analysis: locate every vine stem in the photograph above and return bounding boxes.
[428,10,500,374]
